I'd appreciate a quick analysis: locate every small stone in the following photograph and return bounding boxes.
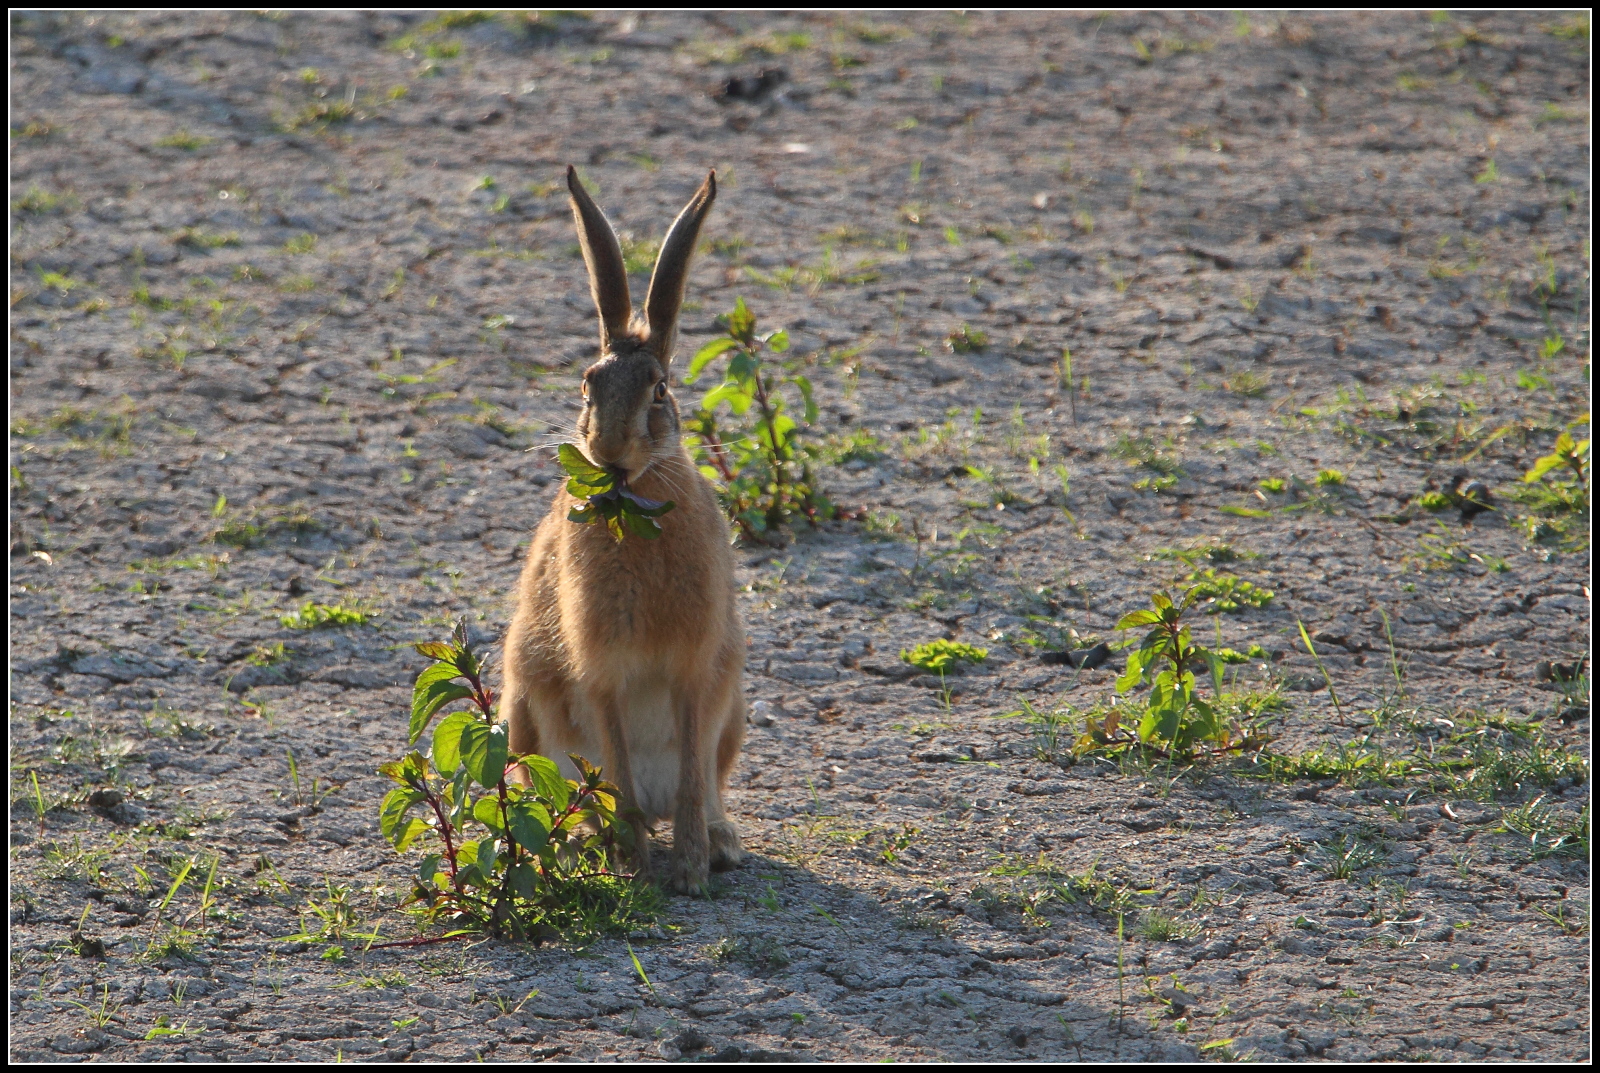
[88,787,125,809]
[673,1028,710,1053]
[748,700,775,727]
[1006,1025,1030,1047]
[655,1040,681,1060]
[107,801,148,826]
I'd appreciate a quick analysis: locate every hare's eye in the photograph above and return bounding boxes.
[581,379,590,400]
[653,380,668,403]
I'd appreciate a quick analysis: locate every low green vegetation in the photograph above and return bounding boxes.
[901,639,988,673]
[1505,425,1589,554]
[279,602,371,630]
[1079,587,1270,761]
[378,622,656,944]
[683,298,831,541]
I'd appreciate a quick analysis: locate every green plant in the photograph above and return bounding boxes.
[1079,587,1267,761]
[1506,427,1590,554]
[1137,910,1193,942]
[557,443,675,541]
[901,639,987,672]
[378,621,654,943]
[946,323,987,353]
[999,698,1077,762]
[1499,799,1588,860]
[1185,569,1274,613]
[682,298,830,540]
[67,984,121,1027]
[279,601,371,629]
[155,130,211,150]
[1309,834,1385,880]
[878,824,919,865]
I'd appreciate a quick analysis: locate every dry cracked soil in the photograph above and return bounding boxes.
[8,9,1592,1064]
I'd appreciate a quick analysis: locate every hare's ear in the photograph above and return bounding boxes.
[566,165,632,349]
[643,170,716,370]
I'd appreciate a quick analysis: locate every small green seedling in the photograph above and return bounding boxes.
[558,443,675,542]
[901,639,988,672]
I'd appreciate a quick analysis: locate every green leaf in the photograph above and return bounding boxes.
[792,374,817,423]
[449,768,472,829]
[765,328,790,353]
[410,663,470,743]
[1116,609,1161,629]
[685,337,737,384]
[473,795,506,833]
[394,817,429,853]
[726,296,756,341]
[1117,647,1147,693]
[700,380,753,416]
[418,852,442,883]
[558,442,615,497]
[432,710,475,776]
[413,641,457,662]
[507,798,552,854]
[524,754,570,812]
[461,721,510,790]
[1524,453,1566,482]
[727,350,756,383]
[379,787,425,845]
[507,860,539,899]
[1219,506,1274,517]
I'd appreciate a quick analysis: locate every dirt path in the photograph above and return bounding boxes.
[9,11,1590,1062]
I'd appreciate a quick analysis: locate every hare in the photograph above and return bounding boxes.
[500,166,745,895]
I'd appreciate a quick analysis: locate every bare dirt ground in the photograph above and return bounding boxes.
[8,10,1591,1063]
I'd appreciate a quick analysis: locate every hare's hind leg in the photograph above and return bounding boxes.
[708,695,746,872]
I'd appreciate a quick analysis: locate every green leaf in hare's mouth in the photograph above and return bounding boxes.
[557,443,675,542]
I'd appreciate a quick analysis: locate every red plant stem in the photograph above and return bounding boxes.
[698,425,738,482]
[367,935,468,950]
[422,789,460,882]
[749,360,789,518]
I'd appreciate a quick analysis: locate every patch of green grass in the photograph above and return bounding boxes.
[1256,743,1413,787]
[1184,568,1273,613]
[211,504,321,549]
[174,227,240,250]
[279,602,373,630]
[1111,434,1183,477]
[12,185,78,213]
[706,933,792,971]
[822,427,888,465]
[1308,834,1386,881]
[997,698,1078,762]
[902,639,987,672]
[283,233,319,255]
[619,234,660,275]
[155,130,211,150]
[1147,540,1255,568]
[281,100,357,132]
[1498,799,1588,860]
[945,323,988,354]
[1137,910,1194,941]
[1222,370,1272,398]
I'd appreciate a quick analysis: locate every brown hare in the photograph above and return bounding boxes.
[500,166,745,895]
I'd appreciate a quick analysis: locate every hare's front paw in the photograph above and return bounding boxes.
[708,820,744,872]
[670,845,710,897]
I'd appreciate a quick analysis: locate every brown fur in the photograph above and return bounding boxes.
[500,167,744,895]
